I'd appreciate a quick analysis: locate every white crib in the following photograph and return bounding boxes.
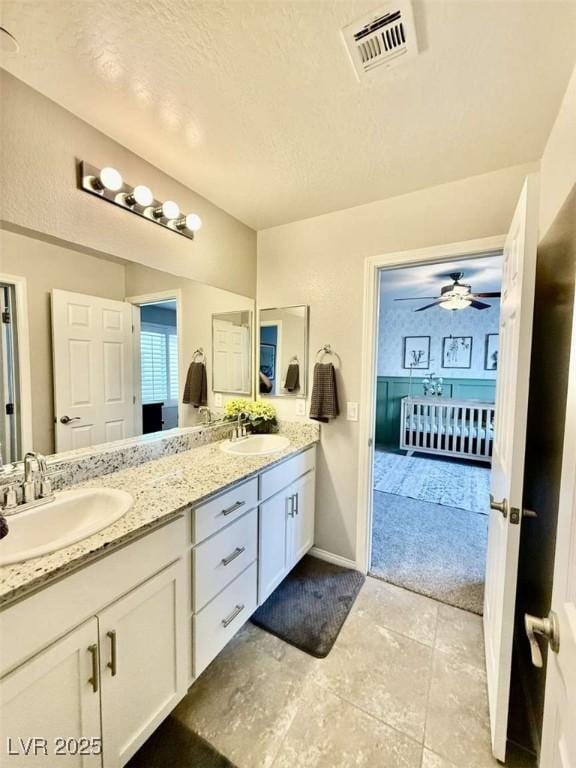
[400,396,494,463]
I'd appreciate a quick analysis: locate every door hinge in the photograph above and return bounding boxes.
[5,403,14,416]
[510,507,521,525]
[133,395,136,405]
[2,310,10,324]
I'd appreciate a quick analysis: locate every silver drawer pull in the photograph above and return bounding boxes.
[221,546,245,566]
[222,603,245,628]
[222,500,245,517]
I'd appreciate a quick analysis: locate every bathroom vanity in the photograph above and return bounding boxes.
[0,429,317,767]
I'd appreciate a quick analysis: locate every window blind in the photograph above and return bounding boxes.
[140,323,178,405]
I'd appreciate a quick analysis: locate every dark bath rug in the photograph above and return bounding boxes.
[126,714,236,768]
[251,555,365,658]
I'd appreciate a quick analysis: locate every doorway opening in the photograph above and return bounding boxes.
[138,299,179,434]
[370,253,502,614]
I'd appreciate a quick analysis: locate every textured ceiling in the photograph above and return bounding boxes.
[1,1,576,230]
[379,254,502,304]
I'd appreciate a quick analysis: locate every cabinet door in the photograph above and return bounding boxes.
[99,560,186,768]
[258,490,292,604]
[289,471,316,569]
[0,618,102,767]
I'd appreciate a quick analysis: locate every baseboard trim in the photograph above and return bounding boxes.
[309,546,357,570]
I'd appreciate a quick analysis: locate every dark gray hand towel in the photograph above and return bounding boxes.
[284,363,300,392]
[309,363,339,422]
[182,361,207,407]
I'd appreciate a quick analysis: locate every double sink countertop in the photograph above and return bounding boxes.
[0,423,319,608]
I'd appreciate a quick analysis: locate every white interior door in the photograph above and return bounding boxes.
[483,175,539,761]
[213,319,250,394]
[52,289,135,452]
[540,293,576,768]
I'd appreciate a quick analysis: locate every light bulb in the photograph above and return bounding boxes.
[99,167,123,192]
[154,200,180,220]
[440,297,472,310]
[126,185,154,207]
[185,213,202,232]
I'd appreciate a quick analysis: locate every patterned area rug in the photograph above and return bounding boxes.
[251,555,365,658]
[373,451,490,515]
[370,491,487,614]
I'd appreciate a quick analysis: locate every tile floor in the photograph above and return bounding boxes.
[171,576,535,768]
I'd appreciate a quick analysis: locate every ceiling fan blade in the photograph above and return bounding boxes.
[472,292,501,298]
[470,300,491,310]
[393,296,438,301]
[414,301,443,312]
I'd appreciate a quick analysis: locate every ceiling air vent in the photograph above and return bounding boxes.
[341,1,418,80]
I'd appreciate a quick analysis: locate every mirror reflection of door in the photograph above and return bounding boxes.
[212,312,252,395]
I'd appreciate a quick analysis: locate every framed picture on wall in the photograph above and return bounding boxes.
[485,333,499,370]
[260,343,276,379]
[442,336,472,369]
[403,336,431,369]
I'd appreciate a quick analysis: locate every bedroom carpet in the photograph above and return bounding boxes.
[251,555,365,658]
[373,450,491,515]
[370,491,487,614]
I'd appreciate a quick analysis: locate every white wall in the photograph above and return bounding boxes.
[377,301,500,379]
[540,62,576,238]
[258,161,536,561]
[0,71,257,298]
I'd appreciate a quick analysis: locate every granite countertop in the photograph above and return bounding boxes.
[0,424,318,608]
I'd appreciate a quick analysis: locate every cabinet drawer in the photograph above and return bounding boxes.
[193,509,257,611]
[259,446,316,502]
[193,562,257,677]
[193,478,258,544]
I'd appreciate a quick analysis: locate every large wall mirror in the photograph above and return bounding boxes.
[0,227,254,463]
[258,305,309,397]
[212,311,252,395]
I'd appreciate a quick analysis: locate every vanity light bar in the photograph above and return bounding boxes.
[79,161,202,241]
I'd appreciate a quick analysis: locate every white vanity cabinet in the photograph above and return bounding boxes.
[0,618,102,767]
[258,448,316,604]
[0,518,188,768]
[189,444,317,677]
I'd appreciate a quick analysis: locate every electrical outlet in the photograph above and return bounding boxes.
[347,402,359,421]
[214,393,223,407]
[295,399,306,416]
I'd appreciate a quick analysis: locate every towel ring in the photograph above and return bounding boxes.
[315,344,341,367]
[192,347,205,363]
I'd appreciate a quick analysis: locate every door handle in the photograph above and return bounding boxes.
[293,493,299,515]
[286,495,295,518]
[524,611,560,668]
[106,630,117,676]
[60,415,81,425]
[490,494,508,518]
[87,644,99,693]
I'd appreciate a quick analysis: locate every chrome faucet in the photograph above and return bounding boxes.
[198,406,212,425]
[2,451,54,516]
[232,411,250,442]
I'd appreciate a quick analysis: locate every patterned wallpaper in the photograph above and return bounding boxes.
[378,301,500,379]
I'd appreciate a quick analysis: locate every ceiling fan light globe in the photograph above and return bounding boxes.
[440,297,471,310]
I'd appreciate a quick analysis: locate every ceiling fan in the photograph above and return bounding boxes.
[394,272,501,312]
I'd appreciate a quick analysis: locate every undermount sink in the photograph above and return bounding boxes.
[220,434,290,457]
[0,488,133,566]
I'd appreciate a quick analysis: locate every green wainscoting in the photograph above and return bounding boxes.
[375,376,496,448]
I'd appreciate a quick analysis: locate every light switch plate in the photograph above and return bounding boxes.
[347,402,359,421]
[295,399,306,416]
[214,393,223,407]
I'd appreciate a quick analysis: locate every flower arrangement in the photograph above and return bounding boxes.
[223,399,278,434]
